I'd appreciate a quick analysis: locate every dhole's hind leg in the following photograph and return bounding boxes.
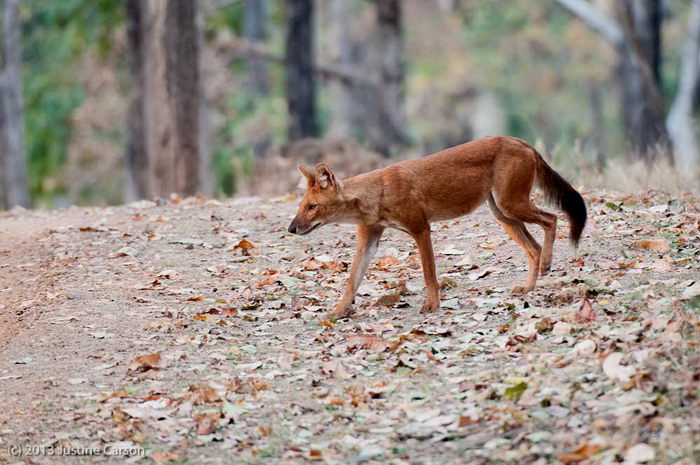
[538,213,557,274]
[491,152,558,278]
[488,194,541,293]
[498,200,557,277]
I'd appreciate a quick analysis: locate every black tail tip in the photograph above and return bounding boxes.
[564,193,587,248]
[569,216,585,246]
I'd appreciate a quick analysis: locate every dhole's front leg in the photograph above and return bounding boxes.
[412,228,440,313]
[327,225,384,320]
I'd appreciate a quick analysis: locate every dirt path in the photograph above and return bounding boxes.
[0,209,80,350]
[0,192,698,465]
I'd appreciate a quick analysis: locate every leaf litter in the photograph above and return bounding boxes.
[0,189,698,464]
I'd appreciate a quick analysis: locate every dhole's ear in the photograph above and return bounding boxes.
[298,165,316,187]
[315,163,338,190]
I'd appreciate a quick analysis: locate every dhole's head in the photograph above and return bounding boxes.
[288,163,345,235]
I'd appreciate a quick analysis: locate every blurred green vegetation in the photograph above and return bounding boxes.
[20,0,123,207]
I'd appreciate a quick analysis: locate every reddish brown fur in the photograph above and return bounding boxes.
[288,136,587,319]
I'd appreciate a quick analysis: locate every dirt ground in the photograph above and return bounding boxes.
[0,190,698,465]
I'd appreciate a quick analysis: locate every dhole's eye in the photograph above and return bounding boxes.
[307,204,317,211]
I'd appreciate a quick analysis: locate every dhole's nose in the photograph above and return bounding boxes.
[288,224,297,234]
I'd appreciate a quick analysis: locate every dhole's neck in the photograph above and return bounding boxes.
[337,174,382,225]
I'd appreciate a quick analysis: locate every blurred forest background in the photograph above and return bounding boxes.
[1,0,699,209]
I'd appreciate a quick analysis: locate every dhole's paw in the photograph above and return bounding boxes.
[420,301,440,313]
[511,285,533,294]
[327,307,352,320]
[539,258,552,275]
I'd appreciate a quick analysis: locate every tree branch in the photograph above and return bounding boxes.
[216,38,380,89]
[554,0,625,48]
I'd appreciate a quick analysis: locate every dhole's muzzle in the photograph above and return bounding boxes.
[287,217,322,235]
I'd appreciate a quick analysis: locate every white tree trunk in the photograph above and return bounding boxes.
[1,0,30,208]
[554,0,624,47]
[667,0,700,172]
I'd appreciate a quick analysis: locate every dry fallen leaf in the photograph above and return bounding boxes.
[345,334,393,353]
[308,449,323,461]
[552,321,572,335]
[321,359,353,379]
[324,394,346,406]
[535,317,553,333]
[301,258,323,271]
[682,281,700,300]
[634,239,670,253]
[250,378,269,390]
[186,385,221,405]
[152,451,182,464]
[624,443,655,464]
[575,297,597,323]
[220,306,238,316]
[602,352,635,383]
[256,276,278,288]
[277,350,297,369]
[322,261,347,273]
[374,292,401,307]
[258,425,272,436]
[234,239,255,250]
[557,444,604,464]
[225,377,242,392]
[195,412,220,435]
[377,254,400,267]
[457,415,477,427]
[127,352,168,374]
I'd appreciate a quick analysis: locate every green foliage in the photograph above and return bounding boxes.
[203,0,244,39]
[21,0,122,206]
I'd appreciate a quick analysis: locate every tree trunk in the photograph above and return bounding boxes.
[197,9,213,196]
[131,0,201,198]
[284,0,318,140]
[589,81,606,170]
[617,50,668,158]
[366,0,406,156]
[243,0,270,97]
[326,0,356,139]
[124,0,147,201]
[615,0,670,160]
[667,0,700,172]
[1,0,30,208]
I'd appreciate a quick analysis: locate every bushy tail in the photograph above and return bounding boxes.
[534,151,587,246]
